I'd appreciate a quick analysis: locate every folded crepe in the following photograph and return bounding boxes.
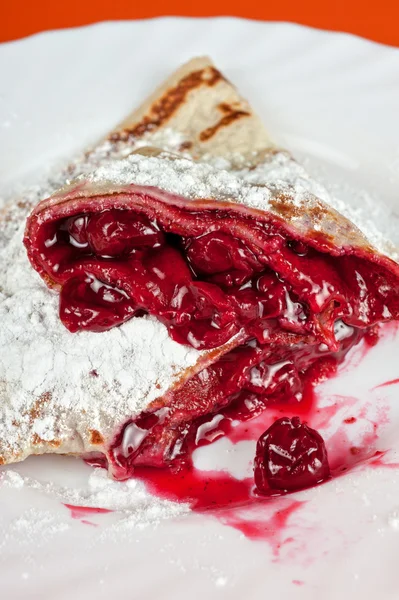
[2,58,399,480]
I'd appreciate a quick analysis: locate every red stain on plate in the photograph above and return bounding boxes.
[86,323,399,552]
[367,450,399,470]
[219,499,305,556]
[373,377,399,390]
[134,467,253,511]
[63,503,113,526]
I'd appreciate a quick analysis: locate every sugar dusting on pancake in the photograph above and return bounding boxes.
[0,221,209,464]
[82,149,398,261]
[1,131,398,467]
[1,54,398,469]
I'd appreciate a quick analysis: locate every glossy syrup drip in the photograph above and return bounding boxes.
[35,206,399,354]
[108,320,360,476]
[127,370,317,545]
[85,329,399,543]
[130,361,331,511]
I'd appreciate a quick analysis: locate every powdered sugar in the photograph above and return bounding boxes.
[88,127,189,163]
[85,150,398,261]
[0,467,187,553]
[237,151,399,261]
[1,507,70,548]
[0,218,207,464]
[0,464,188,546]
[1,135,398,466]
[1,466,188,522]
[87,151,271,208]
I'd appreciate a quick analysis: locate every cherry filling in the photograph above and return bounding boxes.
[60,275,138,332]
[254,417,331,493]
[26,197,399,487]
[184,231,263,287]
[109,322,361,478]
[85,210,164,256]
[35,206,399,352]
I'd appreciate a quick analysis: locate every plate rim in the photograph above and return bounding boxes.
[2,16,399,53]
[1,17,399,600]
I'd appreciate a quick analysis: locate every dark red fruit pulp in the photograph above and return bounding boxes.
[254,417,331,493]
[35,205,399,352]
[32,204,399,496]
[86,209,164,256]
[108,353,347,507]
[85,334,394,546]
[109,325,361,478]
[60,275,138,332]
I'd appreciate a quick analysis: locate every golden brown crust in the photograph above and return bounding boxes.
[89,430,105,445]
[199,102,250,142]
[93,57,274,165]
[4,57,398,474]
[31,434,61,448]
[110,65,225,143]
[28,391,52,422]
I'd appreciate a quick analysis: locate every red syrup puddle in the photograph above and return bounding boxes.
[63,503,113,526]
[133,463,305,555]
[134,467,253,511]
[89,323,399,546]
[131,368,339,547]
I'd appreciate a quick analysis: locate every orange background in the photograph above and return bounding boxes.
[2,0,399,46]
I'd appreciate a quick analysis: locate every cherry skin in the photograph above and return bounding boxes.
[254,416,330,493]
[185,232,235,274]
[136,245,193,313]
[184,232,261,286]
[288,239,309,257]
[167,282,239,349]
[66,215,89,246]
[60,275,137,332]
[86,209,164,257]
[245,360,301,402]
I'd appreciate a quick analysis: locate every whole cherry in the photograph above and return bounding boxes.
[254,416,330,493]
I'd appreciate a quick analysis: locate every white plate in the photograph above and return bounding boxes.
[1,18,399,600]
